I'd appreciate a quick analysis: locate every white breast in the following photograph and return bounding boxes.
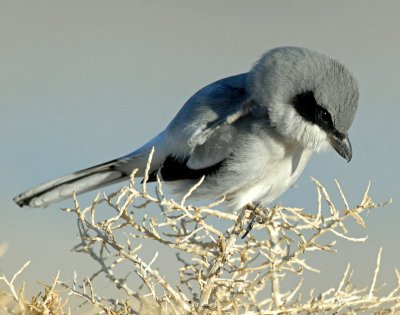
[166,126,313,210]
[216,127,313,209]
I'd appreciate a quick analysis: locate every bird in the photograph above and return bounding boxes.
[14,46,359,210]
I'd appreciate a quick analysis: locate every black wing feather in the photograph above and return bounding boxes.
[147,155,225,182]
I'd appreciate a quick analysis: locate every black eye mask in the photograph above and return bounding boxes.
[292,90,340,136]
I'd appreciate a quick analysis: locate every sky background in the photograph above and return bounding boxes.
[1,0,399,307]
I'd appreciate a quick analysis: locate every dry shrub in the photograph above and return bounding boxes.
[1,150,399,314]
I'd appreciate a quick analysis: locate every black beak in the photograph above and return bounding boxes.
[329,134,352,162]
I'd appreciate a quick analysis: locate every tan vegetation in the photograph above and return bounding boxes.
[1,150,399,314]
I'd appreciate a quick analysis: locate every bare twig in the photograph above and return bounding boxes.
[3,151,398,314]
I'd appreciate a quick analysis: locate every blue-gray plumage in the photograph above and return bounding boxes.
[14,47,359,209]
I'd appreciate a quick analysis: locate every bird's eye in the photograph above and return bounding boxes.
[292,91,334,131]
[316,108,332,126]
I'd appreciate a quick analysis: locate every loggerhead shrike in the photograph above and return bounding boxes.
[14,47,359,209]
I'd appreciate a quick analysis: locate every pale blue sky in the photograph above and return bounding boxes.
[1,1,399,302]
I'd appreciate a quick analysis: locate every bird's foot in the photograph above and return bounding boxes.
[241,202,269,239]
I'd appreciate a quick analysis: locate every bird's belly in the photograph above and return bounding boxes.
[226,137,313,209]
[166,131,312,210]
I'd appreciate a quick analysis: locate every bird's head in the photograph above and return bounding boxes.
[248,46,359,161]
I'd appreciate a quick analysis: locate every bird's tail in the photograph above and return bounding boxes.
[13,133,167,208]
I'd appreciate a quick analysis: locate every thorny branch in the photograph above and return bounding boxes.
[1,150,399,314]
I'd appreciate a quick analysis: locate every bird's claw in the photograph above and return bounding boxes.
[242,202,268,239]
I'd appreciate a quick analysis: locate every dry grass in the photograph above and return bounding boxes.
[1,150,399,314]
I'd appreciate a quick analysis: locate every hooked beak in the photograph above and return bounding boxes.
[329,134,352,162]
